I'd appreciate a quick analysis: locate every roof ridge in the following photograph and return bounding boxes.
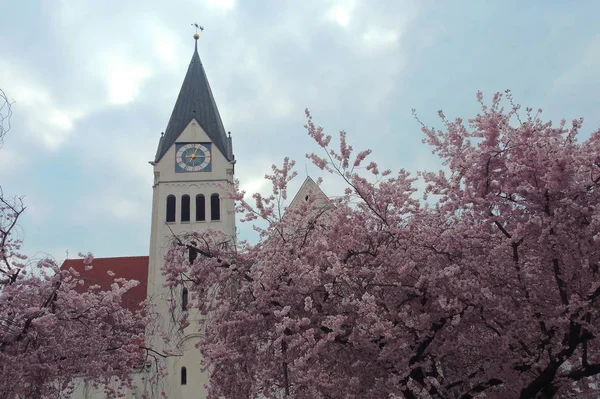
[63,256,148,261]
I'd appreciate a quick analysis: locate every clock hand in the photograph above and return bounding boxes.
[189,145,203,165]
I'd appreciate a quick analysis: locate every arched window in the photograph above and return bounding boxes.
[166,195,176,222]
[195,194,205,221]
[210,194,220,221]
[181,195,190,222]
[181,366,187,385]
[182,287,188,311]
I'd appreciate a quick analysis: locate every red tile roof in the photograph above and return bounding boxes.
[61,256,149,311]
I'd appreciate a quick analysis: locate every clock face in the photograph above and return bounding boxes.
[175,143,212,172]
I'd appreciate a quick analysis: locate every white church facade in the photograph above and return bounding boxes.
[63,34,325,399]
[63,34,236,398]
[144,32,237,399]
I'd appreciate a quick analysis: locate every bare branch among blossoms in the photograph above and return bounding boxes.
[0,89,14,148]
[0,189,26,285]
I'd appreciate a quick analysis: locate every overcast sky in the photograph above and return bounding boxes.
[1,0,599,262]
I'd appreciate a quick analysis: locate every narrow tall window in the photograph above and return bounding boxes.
[210,194,220,221]
[181,367,187,385]
[182,287,188,311]
[195,194,206,221]
[166,195,176,222]
[181,195,190,222]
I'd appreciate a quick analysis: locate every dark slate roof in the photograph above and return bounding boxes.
[155,41,232,163]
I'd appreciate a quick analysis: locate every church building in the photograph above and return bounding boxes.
[62,33,325,399]
[63,32,236,398]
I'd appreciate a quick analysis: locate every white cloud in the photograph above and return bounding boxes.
[204,0,236,11]
[155,37,177,67]
[224,45,296,120]
[22,199,52,224]
[272,96,295,119]
[239,175,268,198]
[327,0,357,28]
[111,197,147,221]
[237,157,273,198]
[72,194,147,224]
[0,147,24,171]
[551,36,600,95]
[362,27,400,49]
[112,141,156,186]
[0,60,83,150]
[104,55,153,105]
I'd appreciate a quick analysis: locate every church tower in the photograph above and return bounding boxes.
[146,33,236,398]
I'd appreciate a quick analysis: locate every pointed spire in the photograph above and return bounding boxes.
[155,33,232,163]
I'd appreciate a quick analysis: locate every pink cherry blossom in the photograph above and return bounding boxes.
[163,93,600,398]
[1,190,148,398]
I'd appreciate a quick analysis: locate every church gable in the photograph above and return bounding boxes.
[288,177,329,210]
[155,119,230,169]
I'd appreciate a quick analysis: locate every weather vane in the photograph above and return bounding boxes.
[192,23,204,33]
[192,23,204,40]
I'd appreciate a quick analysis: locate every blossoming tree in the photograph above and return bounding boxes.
[163,92,600,398]
[0,92,148,398]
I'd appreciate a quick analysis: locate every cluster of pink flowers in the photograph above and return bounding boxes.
[163,92,600,398]
[1,197,147,398]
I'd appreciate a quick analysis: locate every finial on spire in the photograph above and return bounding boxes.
[192,23,204,40]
